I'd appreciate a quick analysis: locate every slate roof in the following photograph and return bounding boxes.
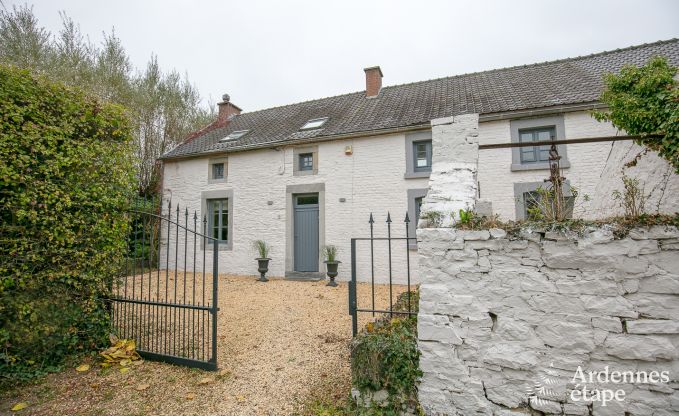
[162,39,679,160]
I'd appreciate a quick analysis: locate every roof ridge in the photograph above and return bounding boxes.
[378,38,679,91]
[233,38,677,119]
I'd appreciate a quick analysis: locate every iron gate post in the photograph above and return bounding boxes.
[349,238,358,337]
[211,238,219,369]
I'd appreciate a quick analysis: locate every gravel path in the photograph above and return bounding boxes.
[1,275,407,416]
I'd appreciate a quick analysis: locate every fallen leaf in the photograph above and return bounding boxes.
[236,395,246,403]
[90,383,100,389]
[76,364,90,372]
[119,359,131,367]
[217,369,231,379]
[136,383,150,391]
[11,402,28,411]
[197,377,214,385]
[186,393,195,400]
[119,367,130,374]
[101,362,111,368]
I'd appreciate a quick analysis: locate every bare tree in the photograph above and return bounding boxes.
[0,4,214,194]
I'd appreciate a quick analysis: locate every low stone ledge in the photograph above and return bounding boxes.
[629,225,679,240]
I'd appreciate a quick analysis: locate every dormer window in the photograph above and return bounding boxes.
[220,130,249,142]
[300,117,328,130]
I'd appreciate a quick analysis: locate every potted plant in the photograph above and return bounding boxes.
[322,245,341,287]
[252,240,271,282]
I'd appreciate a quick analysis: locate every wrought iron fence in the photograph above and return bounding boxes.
[107,196,220,370]
[348,212,417,337]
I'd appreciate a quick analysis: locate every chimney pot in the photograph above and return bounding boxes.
[364,66,383,98]
[217,93,241,124]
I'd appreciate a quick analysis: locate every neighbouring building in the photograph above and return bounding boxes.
[159,39,679,282]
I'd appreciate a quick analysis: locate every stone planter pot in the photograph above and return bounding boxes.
[256,258,270,282]
[324,260,341,287]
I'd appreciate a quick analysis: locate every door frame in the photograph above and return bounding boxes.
[285,183,325,278]
[293,193,320,272]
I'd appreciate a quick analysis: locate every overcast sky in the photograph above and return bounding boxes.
[16,0,679,112]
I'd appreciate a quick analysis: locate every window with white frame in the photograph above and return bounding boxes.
[300,117,328,130]
[220,130,249,142]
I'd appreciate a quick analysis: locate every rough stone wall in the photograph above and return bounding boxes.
[589,140,679,219]
[421,114,479,227]
[161,132,429,282]
[416,225,679,415]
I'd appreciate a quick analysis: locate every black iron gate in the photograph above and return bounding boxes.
[108,197,219,370]
[348,212,418,337]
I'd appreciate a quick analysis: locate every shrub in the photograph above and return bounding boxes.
[0,65,135,386]
[612,175,648,218]
[351,314,421,412]
[594,56,679,173]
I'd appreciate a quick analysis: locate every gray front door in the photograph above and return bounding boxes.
[294,194,319,272]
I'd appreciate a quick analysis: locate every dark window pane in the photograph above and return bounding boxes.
[207,198,229,242]
[299,153,313,171]
[212,163,224,179]
[296,195,318,205]
[524,191,542,220]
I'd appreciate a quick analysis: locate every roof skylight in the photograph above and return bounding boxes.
[300,117,328,130]
[221,130,249,141]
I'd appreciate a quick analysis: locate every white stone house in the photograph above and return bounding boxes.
[159,39,679,282]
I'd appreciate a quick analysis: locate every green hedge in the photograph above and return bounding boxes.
[0,65,135,386]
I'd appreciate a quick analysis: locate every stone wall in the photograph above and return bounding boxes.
[420,114,479,227]
[589,140,679,219]
[416,225,679,415]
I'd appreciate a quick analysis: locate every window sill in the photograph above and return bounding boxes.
[510,160,570,172]
[293,170,317,177]
[208,178,227,184]
[404,171,431,179]
[203,242,232,251]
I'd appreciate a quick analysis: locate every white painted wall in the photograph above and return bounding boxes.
[477,110,620,220]
[161,132,428,283]
[161,109,678,282]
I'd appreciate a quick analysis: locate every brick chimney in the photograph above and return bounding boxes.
[364,66,383,98]
[217,94,242,124]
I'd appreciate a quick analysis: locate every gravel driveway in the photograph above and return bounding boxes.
[1,275,406,416]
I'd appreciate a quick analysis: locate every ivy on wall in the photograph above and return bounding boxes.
[0,65,135,385]
[594,56,679,173]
